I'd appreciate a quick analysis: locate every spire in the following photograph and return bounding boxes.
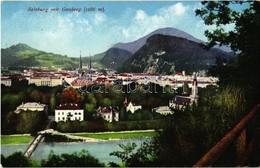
[89,55,92,81]
[124,97,128,106]
[191,72,198,98]
[89,54,92,71]
[79,51,82,70]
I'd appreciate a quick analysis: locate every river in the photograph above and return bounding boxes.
[1,138,150,164]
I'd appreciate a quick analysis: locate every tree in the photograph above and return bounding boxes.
[102,98,112,106]
[58,87,82,104]
[1,152,33,167]
[84,93,97,113]
[41,150,105,167]
[110,141,156,167]
[196,1,260,107]
[49,94,56,114]
[15,110,47,134]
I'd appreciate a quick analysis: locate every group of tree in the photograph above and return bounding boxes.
[110,84,252,167]
[56,119,165,133]
[1,80,63,134]
[1,150,104,167]
[196,1,260,109]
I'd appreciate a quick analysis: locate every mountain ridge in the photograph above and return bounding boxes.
[113,27,204,54]
[118,34,232,74]
[1,43,79,70]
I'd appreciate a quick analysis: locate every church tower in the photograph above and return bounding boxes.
[78,51,83,77]
[190,72,199,103]
[88,55,92,81]
[79,51,82,70]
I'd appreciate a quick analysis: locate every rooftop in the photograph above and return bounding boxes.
[56,103,82,110]
[17,102,47,109]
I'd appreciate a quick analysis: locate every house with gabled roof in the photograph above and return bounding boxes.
[97,106,119,122]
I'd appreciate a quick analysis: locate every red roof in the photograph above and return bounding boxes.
[97,107,118,113]
[56,103,82,110]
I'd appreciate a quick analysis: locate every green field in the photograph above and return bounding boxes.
[1,135,33,145]
[72,131,157,140]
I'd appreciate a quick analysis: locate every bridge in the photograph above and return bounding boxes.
[23,116,54,157]
[193,103,260,167]
[23,134,44,157]
[23,128,104,157]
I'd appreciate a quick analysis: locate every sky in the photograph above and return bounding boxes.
[1,1,244,57]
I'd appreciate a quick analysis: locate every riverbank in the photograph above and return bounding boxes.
[1,130,157,145]
[1,135,33,145]
[2,138,148,165]
[71,130,157,140]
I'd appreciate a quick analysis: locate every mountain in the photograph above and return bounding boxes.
[100,48,132,69]
[113,27,204,54]
[118,34,232,74]
[96,27,206,70]
[1,43,79,70]
[104,27,232,70]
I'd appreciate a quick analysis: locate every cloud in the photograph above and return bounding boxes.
[171,2,187,16]
[94,13,107,24]
[119,3,189,41]
[134,10,147,20]
[122,28,130,38]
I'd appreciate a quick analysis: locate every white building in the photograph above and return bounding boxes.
[29,77,62,87]
[153,106,173,115]
[15,102,47,114]
[1,77,12,86]
[97,107,119,122]
[55,103,84,122]
[126,102,142,113]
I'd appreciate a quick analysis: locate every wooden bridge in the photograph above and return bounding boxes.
[194,103,260,167]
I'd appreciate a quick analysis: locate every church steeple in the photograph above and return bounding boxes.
[79,51,82,70]
[89,55,92,81]
[191,72,198,97]
[190,72,199,104]
[89,55,92,70]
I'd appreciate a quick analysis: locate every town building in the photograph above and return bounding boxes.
[28,77,62,87]
[153,106,173,115]
[169,72,199,110]
[55,103,84,122]
[126,102,142,113]
[124,97,142,113]
[1,77,12,86]
[97,106,119,122]
[15,102,47,114]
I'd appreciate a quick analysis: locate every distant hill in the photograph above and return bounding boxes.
[118,34,232,74]
[113,27,204,54]
[1,43,79,70]
[94,27,206,70]
[100,48,132,69]
[103,27,232,70]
